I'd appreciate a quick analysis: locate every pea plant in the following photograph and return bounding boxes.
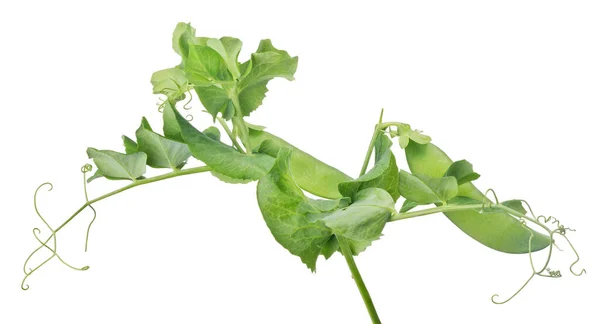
[23,23,585,323]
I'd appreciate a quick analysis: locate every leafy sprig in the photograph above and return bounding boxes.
[22,22,585,324]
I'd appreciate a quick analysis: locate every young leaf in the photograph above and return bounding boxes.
[257,148,332,271]
[167,102,274,181]
[172,22,207,60]
[135,117,191,169]
[150,67,189,100]
[444,160,480,185]
[501,200,528,215]
[399,200,419,213]
[396,123,431,149]
[122,135,138,154]
[86,148,146,182]
[203,126,221,141]
[322,188,395,254]
[338,134,400,202]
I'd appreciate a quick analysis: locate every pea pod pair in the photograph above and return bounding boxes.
[250,126,550,254]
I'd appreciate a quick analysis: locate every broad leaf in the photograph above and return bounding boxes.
[338,134,400,201]
[398,170,443,204]
[167,103,274,181]
[257,148,332,271]
[135,117,191,169]
[86,148,146,182]
[207,37,242,78]
[444,160,480,185]
[162,101,184,142]
[414,174,458,203]
[122,135,138,154]
[322,188,395,254]
[236,39,298,116]
[194,85,235,120]
[185,45,232,86]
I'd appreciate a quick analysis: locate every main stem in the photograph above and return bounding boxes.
[338,236,381,324]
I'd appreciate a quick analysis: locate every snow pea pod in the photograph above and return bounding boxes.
[249,129,352,199]
[405,141,551,253]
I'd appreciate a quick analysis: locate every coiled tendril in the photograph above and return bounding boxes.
[21,165,98,290]
[485,191,586,304]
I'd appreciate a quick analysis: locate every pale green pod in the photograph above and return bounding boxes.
[405,141,551,253]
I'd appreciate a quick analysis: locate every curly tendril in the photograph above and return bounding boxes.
[22,171,93,290]
[82,165,96,252]
[486,193,585,304]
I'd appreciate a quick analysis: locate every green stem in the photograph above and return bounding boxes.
[217,116,245,153]
[359,120,405,176]
[337,236,381,324]
[54,166,212,232]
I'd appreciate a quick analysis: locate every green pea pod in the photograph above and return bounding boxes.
[405,141,551,253]
[249,129,352,199]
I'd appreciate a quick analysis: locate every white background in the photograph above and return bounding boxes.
[1,1,598,323]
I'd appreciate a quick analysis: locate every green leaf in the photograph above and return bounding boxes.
[185,45,232,85]
[86,148,146,182]
[414,174,458,203]
[167,102,273,181]
[207,37,242,78]
[237,80,269,116]
[135,117,191,169]
[501,200,528,215]
[162,101,184,142]
[338,134,400,201]
[398,170,443,204]
[193,85,235,120]
[172,22,207,59]
[150,67,189,100]
[322,188,395,255]
[236,39,298,116]
[122,135,138,154]
[395,123,431,149]
[257,148,332,271]
[203,126,220,141]
[399,200,419,213]
[444,160,481,185]
[447,196,481,206]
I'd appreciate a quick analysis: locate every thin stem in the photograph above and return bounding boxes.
[391,204,482,221]
[390,203,552,232]
[359,118,406,176]
[54,166,212,232]
[338,236,381,324]
[217,116,245,153]
[359,125,382,176]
